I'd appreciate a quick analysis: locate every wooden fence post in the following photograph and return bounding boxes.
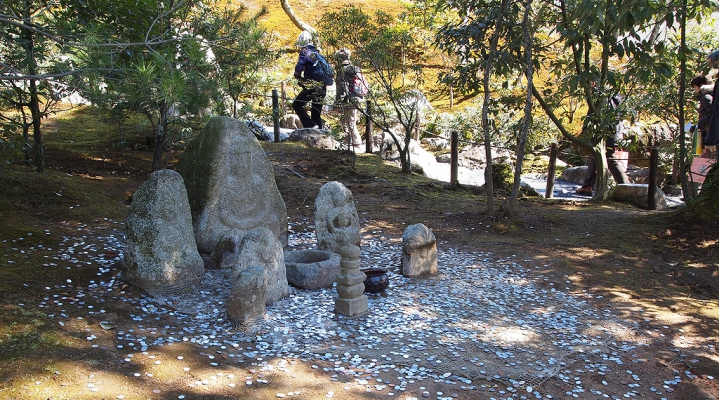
[280,82,287,112]
[272,89,280,143]
[451,131,459,186]
[545,143,557,199]
[365,102,373,154]
[647,147,659,210]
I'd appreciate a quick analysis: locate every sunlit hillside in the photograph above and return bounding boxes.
[248,0,409,47]
[228,0,460,111]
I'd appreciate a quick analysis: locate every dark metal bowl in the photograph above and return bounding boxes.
[361,268,389,293]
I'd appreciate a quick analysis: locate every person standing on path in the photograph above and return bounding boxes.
[690,74,714,156]
[333,48,363,149]
[575,94,631,196]
[701,49,719,158]
[292,31,327,129]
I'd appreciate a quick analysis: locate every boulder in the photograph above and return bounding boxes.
[421,137,449,150]
[226,266,267,329]
[176,116,288,254]
[611,183,669,210]
[207,229,243,270]
[401,223,438,278]
[123,170,204,289]
[288,129,340,149]
[380,137,442,179]
[560,166,588,184]
[284,249,341,290]
[233,227,288,305]
[246,120,290,142]
[280,114,302,130]
[314,181,361,252]
[458,144,514,168]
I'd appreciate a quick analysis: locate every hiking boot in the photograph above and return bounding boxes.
[575,186,593,196]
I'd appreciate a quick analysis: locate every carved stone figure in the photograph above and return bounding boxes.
[401,223,438,277]
[314,181,360,252]
[176,116,287,254]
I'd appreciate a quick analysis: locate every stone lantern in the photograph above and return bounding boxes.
[334,244,368,316]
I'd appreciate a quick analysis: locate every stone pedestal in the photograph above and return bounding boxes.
[334,244,368,317]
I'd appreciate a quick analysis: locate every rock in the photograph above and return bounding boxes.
[520,182,540,196]
[207,229,243,270]
[226,266,267,329]
[436,153,451,163]
[176,116,288,254]
[285,249,341,290]
[247,120,290,142]
[421,137,449,150]
[560,166,588,184]
[314,181,361,252]
[536,155,567,168]
[408,140,442,180]
[611,183,668,210]
[280,114,302,130]
[123,170,204,289]
[380,137,442,179]
[287,129,339,149]
[458,144,514,167]
[626,166,661,185]
[233,227,288,305]
[401,223,438,278]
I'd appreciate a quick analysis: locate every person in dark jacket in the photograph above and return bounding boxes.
[690,74,714,155]
[702,49,719,158]
[292,31,327,129]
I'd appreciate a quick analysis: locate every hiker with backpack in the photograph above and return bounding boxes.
[292,31,334,130]
[333,48,366,148]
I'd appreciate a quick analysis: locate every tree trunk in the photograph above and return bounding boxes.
[279,0,316,33]
[29,78,44,173]
[482,0,510,217]
[678,0,690,201]
[22,2,44,173]
[151,103,169,171]
[22,118,31,166]
[507,0,534,216]
[591,142,610,200]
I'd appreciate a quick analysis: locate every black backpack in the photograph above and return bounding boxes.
[308,51,335,86]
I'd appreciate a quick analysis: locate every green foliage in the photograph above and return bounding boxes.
[491,162,514,191]
[689,162,719,221]
[201,6,280,119]
[0,0,79,172]
[61,0,275,170]
[319,6,430,173]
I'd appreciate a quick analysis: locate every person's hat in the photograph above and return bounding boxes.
[708,49,719,64]
[334,48,351,65]
[296,31,313,47]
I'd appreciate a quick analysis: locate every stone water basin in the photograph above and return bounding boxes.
[284,249,341,290]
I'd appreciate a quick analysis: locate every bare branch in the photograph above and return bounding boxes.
[279,0,315,33]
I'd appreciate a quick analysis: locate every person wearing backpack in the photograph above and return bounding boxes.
[333,48,364,148]
[292,31,332,130]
